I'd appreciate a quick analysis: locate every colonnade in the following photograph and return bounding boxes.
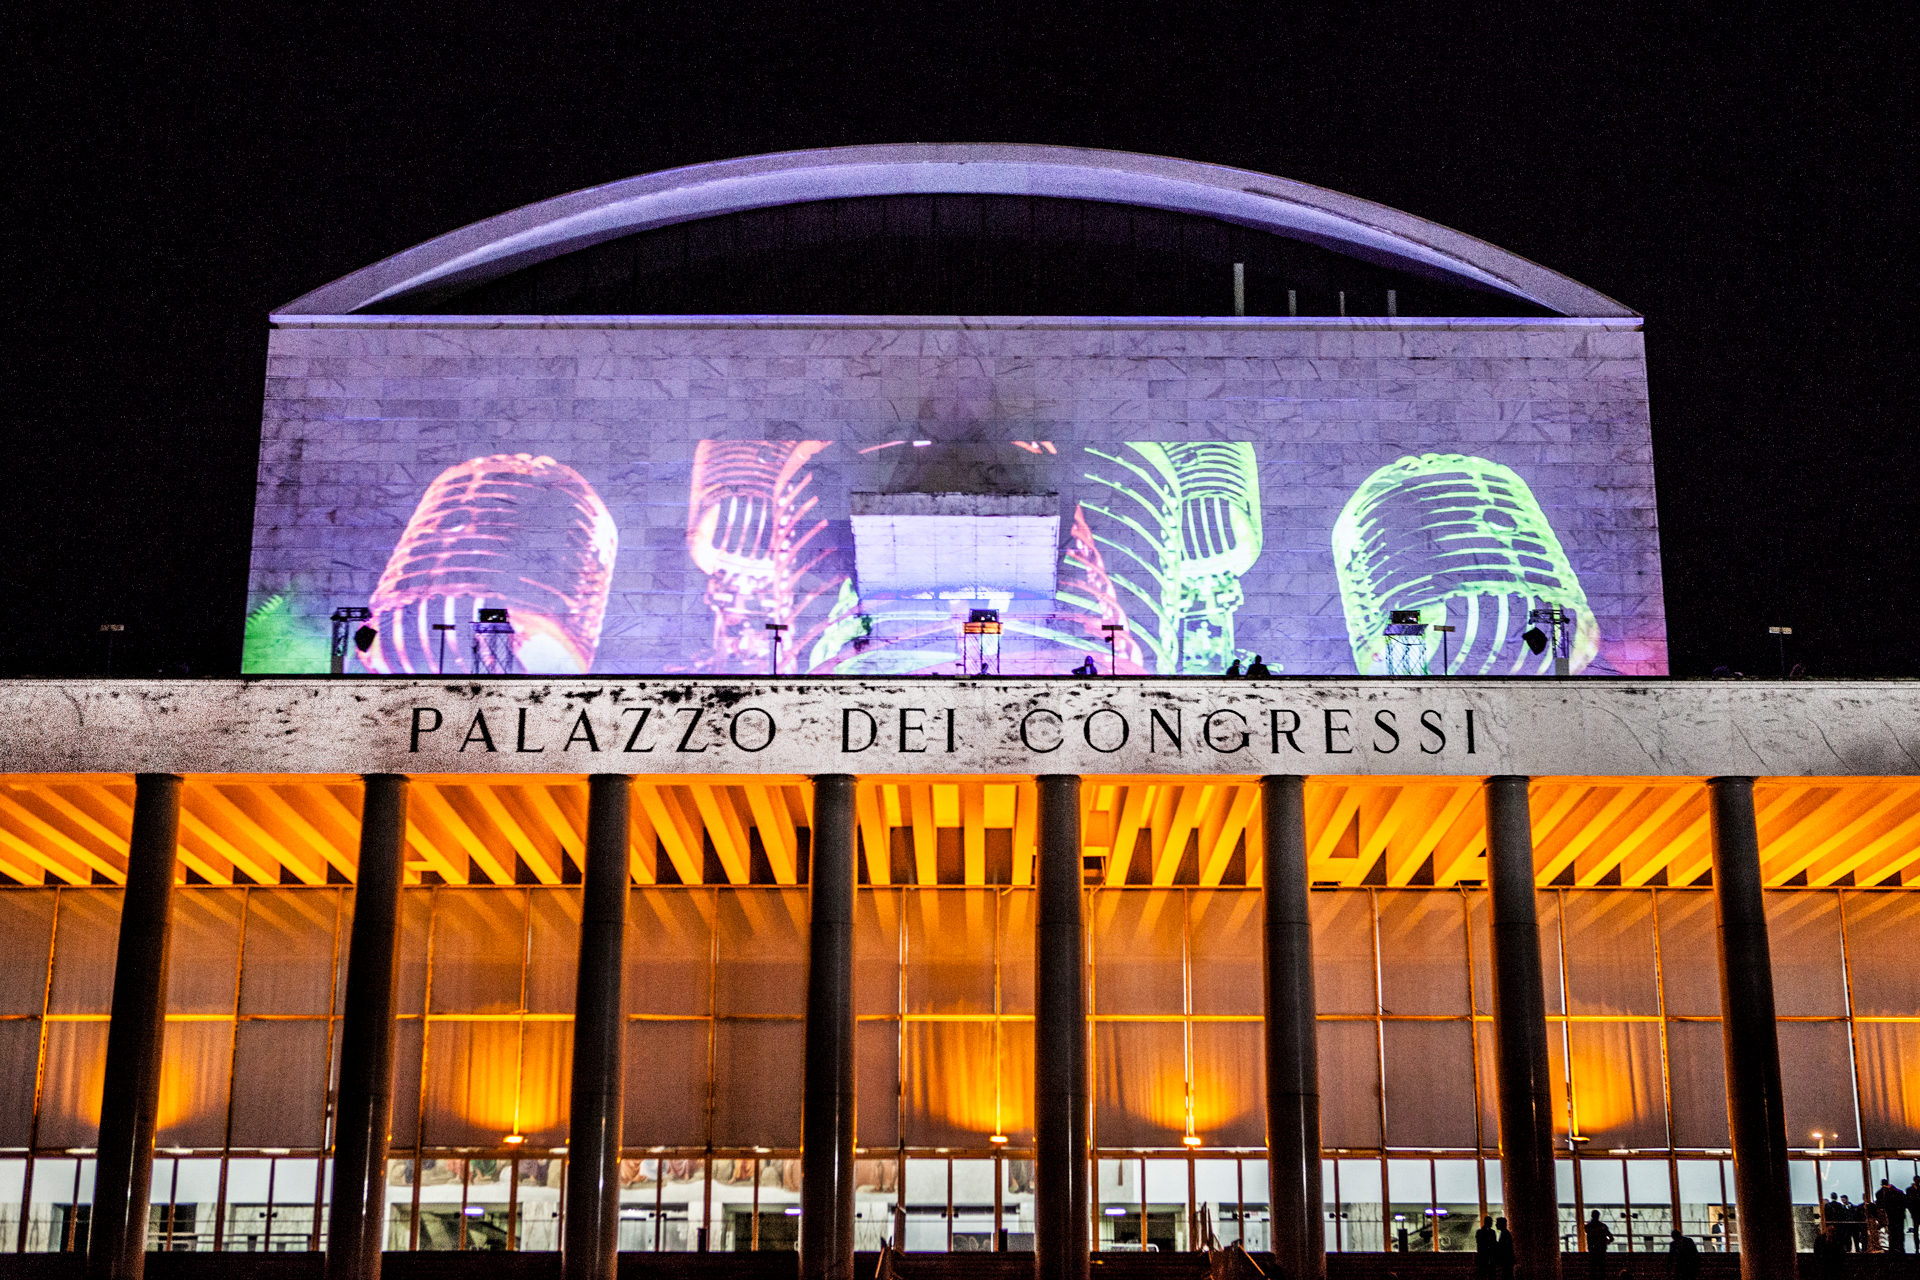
[81,773,1797,1280]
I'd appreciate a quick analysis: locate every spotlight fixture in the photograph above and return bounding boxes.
[989,1134,1009,1146]
[504,1133,525,1146]
[1182,1134,1203,1148]
[1522,627,1548,655]
[329,606,373,675]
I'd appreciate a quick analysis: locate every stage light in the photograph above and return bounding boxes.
[989,1134,1009,1145]
[1522,627,1548,655]
[764,622,789,676]
[354,625,377,653]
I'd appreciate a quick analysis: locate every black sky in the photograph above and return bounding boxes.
[6,6,1913,679]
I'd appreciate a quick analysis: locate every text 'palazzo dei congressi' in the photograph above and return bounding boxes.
[0,148,1915,1280]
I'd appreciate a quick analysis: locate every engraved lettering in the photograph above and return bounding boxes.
[1372,709,1400,754]
[563,710,599,752]
[620,707,656,753]
[1018,708,1063,753]
[459,710,496,753]
[842,708,878,753]
[1202,709,1250,753]
[1083,708,1129,754]
[1269,709,1303,753]
[1419,710,1446,755]
[1324,709,1353,754]
[410,707,443,752]
[729,708,776,753]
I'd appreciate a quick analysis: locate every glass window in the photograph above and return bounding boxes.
[1764,892,1848,1016]
[711,1020,803,1148]
[1385,1158,1432,1253]
[1239,1159,1269,1251]
[24,1156,93,1253]
[853,889,901,1017]
[1566,1021,1667,1149]
[903,1020,997,1148]
[624,1020,709,1148]
[1676,1159,1731,1252]
[853,1157,899,1251]
[1777,1021,1859,1150]
[516,1020,572,1147]
[523,889,581,1014]
[907,890,997,1015]
[1002,1158,1035,1251]
[1561,891,1658,1016]
[238,890,338,1016]
[1382,1021,1476,1149]
[714,890,807,1016]
[951,1158,995,1251]
[1432,1158,1479,1252]
[1141,1158,1189,1251]
[421,1020,523,1147]
[1654,891,1721,1017]
[903,1157,948,1252]
[514,1159,564,1251]
[1855,1021,1920,1149]
[997,1020,1035,1146]
[1316,1020,1382,1149]
[627,889,713,1016]
[47,891,122,1014]
[429,891,527,1015]
[0,1157,25,1252]
[1536,892,1565,1016]
[228,1019,330,1148]
[165,890,245,1015]
[1625,1159,1673,1251]
[997,890,1035,1015]
[1193,1159,1238,1245]
[1189,1022,1265,1148]
[1092,1021,1186,1149]
[222,1157,275,1251]
[0,890,55,1014]
[1664,1020,1730,1149]
[1091,891,1184,1016]
[1187,891,1262,1017]
[1375,891,1468,1015]
[1332,1158,1382,1253]
[856,1020,901,1150]
[0,1021,42,1148]
[1310,892,1376,1014]
[1841,892,1920,1016]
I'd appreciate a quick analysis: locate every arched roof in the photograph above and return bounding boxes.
[277,144,1633,318]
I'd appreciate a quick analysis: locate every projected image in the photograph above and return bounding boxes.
[360,454,618,676]
[245,428,1661,677]
[685,440,837,673]
[1076,443,1264,674]
[1332,454,1599,676]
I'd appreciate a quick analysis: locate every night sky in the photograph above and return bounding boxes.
[7,8,1912,679]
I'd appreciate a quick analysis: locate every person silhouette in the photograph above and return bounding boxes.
[1668,1227,1702,1279]
[1474,1214,1499,1278]
[1585,1210,1614,1275]
[1245,654,1271,677]
[1494,1217,1515,1280]
[1072,656,1099,677]
[1224,659,1243,677]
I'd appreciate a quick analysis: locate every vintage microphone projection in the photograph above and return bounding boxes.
[1333,453,1598,675]
[685,439,832,672]
[364,454,618,675]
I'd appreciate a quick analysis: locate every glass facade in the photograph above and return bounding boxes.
[0,883,1914,1253]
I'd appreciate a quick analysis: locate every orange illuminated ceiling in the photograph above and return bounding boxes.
[0,775,1913,891]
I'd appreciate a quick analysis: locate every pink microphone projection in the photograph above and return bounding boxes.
[686,439,833,671]
[365,454,617,675]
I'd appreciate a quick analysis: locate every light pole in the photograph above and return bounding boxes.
[1432,623,1457,675]
[1815,1131,1826,1235]
[764,622,788,676]
[431,622,456,674]
[99,623,124,676]
[1100,623,1124,675]
[1769,626,1793,677]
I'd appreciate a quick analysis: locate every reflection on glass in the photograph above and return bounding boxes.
[515,1157,564,1252]
[1001,1158,1035,1250]
[904,1157,948,1252]
[1331,1159,1383,1254]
